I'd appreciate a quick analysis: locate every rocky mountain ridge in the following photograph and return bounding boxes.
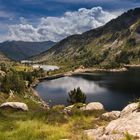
[31,7,140,68]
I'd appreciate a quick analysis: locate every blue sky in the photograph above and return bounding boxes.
[0,0,140,42]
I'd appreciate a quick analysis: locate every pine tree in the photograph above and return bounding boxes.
[67,87,86,104]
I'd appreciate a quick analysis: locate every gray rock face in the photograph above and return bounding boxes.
[81,102,104,111]
[85,103,140,140]
[0,102,28,111]
[102,111,121,121]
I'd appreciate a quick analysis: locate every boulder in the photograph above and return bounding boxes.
[85,127,104,139]
[64,105,74,114]
[0,102,28,111]
[81,102,104,111]
[85,103,140,140]
[105,112,140,139]
[102,111,120,121]
[99,134,124,140]
[120,102,138,117]
[85,127,124,140]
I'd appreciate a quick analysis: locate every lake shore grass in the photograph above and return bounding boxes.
[0,94,108,140]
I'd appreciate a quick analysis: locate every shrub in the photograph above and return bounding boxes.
[67,87,86,104]
[1,71,26,93]
[126,38,136,47]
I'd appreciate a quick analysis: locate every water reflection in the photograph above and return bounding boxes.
[33,65,59,71]
[35,70,140,111]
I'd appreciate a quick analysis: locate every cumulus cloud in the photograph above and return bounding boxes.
[3,7,117,42]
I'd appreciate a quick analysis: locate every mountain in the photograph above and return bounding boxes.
[31,8,140,68]
[0,41,56,61]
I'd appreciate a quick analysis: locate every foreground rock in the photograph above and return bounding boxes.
[102,111,120,121]
[120,102,138,117]
[0,102,28,111]
[85,127,104,139]
[105,112,140,139]
[85,102,140,140]
[64,102,104,114]
[81,102,104,111]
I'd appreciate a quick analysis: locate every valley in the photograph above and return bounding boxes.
[0,6,140,140]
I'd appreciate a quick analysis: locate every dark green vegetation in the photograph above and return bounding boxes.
[0,41,56,60]
[0,63,45,94]
[68,87,86,104]
[31,8,140,69]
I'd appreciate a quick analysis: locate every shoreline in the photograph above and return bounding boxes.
[31,65,140,108]
[31,67,128,92]
[37,67,128,81]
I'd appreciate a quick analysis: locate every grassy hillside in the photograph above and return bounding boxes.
[0,41,56,60]
[31,8,140,69]
[0,63,107,140]
[0,52,10,62]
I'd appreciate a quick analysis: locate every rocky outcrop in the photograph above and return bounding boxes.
[85,102,140,140]
[105,112,140,139]
[85,127,104,139]
[0,102,28,111]
[101,111,121,121]
[81,102,104,111]
[120,102,138,117]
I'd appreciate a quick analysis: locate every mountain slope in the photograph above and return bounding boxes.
[0,51,10,62]
[0,41,56,61]
[31,8,140,68]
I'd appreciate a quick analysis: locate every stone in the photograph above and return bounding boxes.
[0,70,6,76]
[121,102,138,117]
[85,127,124,140]
[0,102,28,111]
[81,102,104,111]
[64,105,74,114]
[85,103,140,140]
[105,112,140,139]
[9,90,14,98]
[99,134,124,140]
[102,111,120,121]
[85,127,104,140]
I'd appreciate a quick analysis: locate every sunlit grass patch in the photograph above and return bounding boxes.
[13,65,33,72]
[0,119,70,140]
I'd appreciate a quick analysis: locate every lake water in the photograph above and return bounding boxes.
[35,69,140,111]
[33,65,59,71]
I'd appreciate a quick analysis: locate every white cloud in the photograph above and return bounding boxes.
[2,7,117,42]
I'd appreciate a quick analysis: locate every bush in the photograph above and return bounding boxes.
[67,87,86,104]
[1,71,26,93]
[126,38,136,47]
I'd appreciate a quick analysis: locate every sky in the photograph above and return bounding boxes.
[0,0,140,42]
